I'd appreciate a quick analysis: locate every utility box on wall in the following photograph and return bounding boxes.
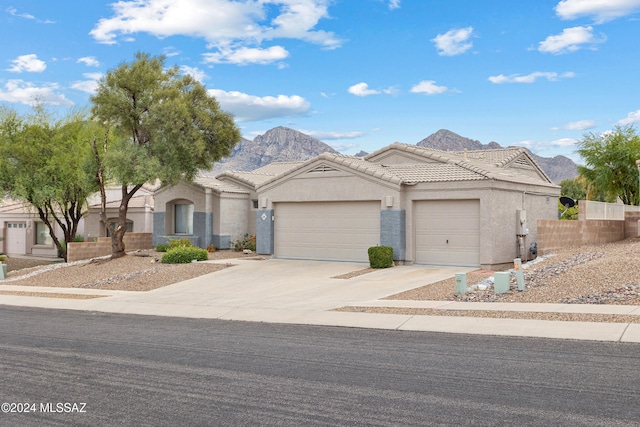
[516,210,528,235]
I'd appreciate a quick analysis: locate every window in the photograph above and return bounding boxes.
[252,199,259,209]
[36,222,53,245]
[106,220,133,237]
[175,203,194,234]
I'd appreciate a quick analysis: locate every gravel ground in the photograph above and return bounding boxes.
[334,238,640,323]
[385,237,640,305]
[1,250,264,292]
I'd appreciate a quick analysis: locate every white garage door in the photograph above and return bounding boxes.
[415,200,480,267]
[6,222,27,254]
[275,201,380,262]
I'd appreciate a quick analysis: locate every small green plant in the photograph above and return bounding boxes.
[168,238,194,249]
[155,243,169,252]
[161,246,209,264]
[233,234,256,252]
[368,246,394,269]
[73,234,85,242]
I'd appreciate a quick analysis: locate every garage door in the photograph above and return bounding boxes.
[275,201,380,262]
[6,222,27,254]
[415,200,480,266]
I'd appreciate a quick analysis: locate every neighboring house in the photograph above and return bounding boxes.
[84,186,155,240]
[0,199,76,257]
[0,185,155,257]
[153,163,301,249]
[154,142,560,269]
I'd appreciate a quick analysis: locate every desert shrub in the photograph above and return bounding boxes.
[368,246,394,268]
[155,243,169,252]
[168,238,194,249]
[161,246,209,264]
[233,234,256,252]
[73,234,85,242]
[206,244,216,253]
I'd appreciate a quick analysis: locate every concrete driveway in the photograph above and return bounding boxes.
[136,259,470,310]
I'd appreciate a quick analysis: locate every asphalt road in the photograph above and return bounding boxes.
[1,306,639,426]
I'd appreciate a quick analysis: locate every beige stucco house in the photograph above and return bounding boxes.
[0,185,155,258]
[153,142,560,269]
[152,163,301,249]
[0,199,71,257]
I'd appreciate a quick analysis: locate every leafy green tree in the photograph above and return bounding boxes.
[559,178,586,201]
[576,125,640,205]
[90,52,240,258]
[0,106,98,261]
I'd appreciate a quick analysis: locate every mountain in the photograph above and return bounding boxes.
[417,129,577,183]
[211,126,338,174]
[209,126,577,184]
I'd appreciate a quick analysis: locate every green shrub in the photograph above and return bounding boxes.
[167,238,195,249]
[161,246,209,264]
[73,234,85,242]
[233,234,256,252]
[155,243,169,252]
[368,246,394,268]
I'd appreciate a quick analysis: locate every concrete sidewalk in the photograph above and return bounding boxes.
[1,258,640,343]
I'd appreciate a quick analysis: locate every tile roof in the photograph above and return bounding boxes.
[89,194,153,209]
[0,199,34,215]
[192,176,249,194]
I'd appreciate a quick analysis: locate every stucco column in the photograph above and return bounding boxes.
[204,188,214,248]
[256,210,274,255]
[380,209,406,261]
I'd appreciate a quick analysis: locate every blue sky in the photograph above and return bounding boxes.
[1,0,640,163]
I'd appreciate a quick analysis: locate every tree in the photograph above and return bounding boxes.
[0,106,98,261]
[90,52,241,258]
[576,125,640,206]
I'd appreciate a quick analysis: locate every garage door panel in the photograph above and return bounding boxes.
[275,201,380,262]
[415,200,480,267]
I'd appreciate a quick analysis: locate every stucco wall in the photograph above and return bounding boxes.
[402,181,558,268]
[218,193,251,248]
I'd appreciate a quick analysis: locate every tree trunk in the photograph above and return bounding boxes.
[110,183,143,259]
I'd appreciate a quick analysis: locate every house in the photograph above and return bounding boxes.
[0,199,74,257]
[84,185,155,240]
[154,142,560,269]
[0,185,155,257]
[152,163,301,249]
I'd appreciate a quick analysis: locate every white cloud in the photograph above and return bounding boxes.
[180,66,207,83]
[6,7,34,19]
[90,0,341,64]
[617,109,640,125]
[488,71,575,84]
[348,82,380,96]
[514,137,578,155]
[565,120,595,130]
[77,56,100,67]
[553,120,596,131]
[410,80,449,95]
[0,80,73,106]
[298,129,364,139]
[432,27,474,56]
[71,73,103,94]
[7,54,46,73]
[6,7,54,23]
[389,0,401,10]
[555,0,640,23]
[203,46,289,65]
[538,26,605,54]
[208,88,311,122]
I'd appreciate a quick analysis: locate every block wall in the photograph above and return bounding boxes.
[67,233,153,262]
[537,220,625,255]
